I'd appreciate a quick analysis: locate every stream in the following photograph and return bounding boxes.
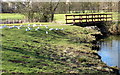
[98,35,120,74]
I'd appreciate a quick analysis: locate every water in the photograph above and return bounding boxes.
[98,36,120,73]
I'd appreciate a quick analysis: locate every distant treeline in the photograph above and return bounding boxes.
[1,2,118,22]
[1,2,118,13]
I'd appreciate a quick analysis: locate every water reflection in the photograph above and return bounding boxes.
[98,36,120,69]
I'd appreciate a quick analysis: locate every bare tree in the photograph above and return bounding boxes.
[15,1,35,22]
[14,0,60,22]
[49,0,60,22]
[32,1,60,22]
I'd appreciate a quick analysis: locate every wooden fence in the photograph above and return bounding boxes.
[65,14,112,24]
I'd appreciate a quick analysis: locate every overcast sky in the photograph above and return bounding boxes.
[1,0,119,2]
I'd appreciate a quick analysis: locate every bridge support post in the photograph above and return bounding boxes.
[65,15,67,24]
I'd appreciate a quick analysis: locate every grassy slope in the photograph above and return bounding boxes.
[1,25,115,74]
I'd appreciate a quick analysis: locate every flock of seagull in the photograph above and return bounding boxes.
[0,24,64,34]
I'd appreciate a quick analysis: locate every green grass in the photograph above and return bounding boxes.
[0,13,25,20]
[1,25,116,74]
[0,22,58,26]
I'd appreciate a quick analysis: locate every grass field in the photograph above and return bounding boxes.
[0,13,25,20]
[1,25,117,74]
[0,12,119,26]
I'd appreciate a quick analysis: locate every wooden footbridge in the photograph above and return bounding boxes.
[65,14,112,26]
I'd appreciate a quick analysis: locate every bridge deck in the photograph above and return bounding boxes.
[65,14,112,25]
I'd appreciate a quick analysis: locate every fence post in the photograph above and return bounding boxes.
[73,15,75,24]
[86,14,87,23]
[65,15,67,24]
[99,14,100,21]
[98,14,99,22]
[103,14,104,21]
[92,14,93,22]
[79,15,81,23]
[106,14,107,22]
[111,14,113,22]
[93,14,95,22]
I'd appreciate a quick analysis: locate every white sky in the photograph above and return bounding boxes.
[1,0,119,2]
[2,0,26,2]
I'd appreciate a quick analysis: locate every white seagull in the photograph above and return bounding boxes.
[39,24,42,26]
[26,29,29,31]
[28,27,32,30]
[37,27,40,29]
[0,26,4,29]
[45,25,48,29]
[35,28,39,31]
[28,24,31,26]
[20,24,23,26]
[33,24,37,27]
[56,28,60,30]
[13,25,17,28]
[8,26,13,29]
[3,25,7,28]
[46,31,48,34]
[49,28,54,31]
[17,27,21,29]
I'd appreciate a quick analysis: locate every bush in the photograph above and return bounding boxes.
[33,13,50,22]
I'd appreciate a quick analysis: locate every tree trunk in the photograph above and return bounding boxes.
[50,1,60,22]
[51,12,54,22]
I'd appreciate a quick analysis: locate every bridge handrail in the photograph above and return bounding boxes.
[65,13,112,24]
[65,14,112,16]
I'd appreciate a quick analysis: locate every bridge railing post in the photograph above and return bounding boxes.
[65,15,67,24]
[99,14,101,21]
[106,14,107,22]
[98,14,100,22]
[73,15,75,24]
[86,14,87,23]
[97,14,98,22]
[92,14,93,22]
[111,14,113,22]
[93,14,95,22]
[103,14,105,21]
[88,15,89,22]
[79,15,82,23]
